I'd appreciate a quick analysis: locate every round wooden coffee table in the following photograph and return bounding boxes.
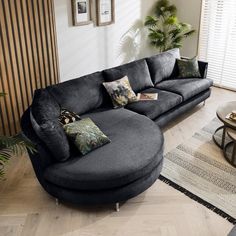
[213,101,236,166]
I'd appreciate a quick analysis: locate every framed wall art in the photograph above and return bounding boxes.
[72,0,92,26]
[96,0,115,26]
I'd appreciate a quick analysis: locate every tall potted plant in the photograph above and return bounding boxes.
[0,92,36,179]
[145,0,195,52]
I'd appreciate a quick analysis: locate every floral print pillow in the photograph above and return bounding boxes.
[63,118,111,155]
[103,76,138,108]
[177,57,201,78]
[59,108,81,125]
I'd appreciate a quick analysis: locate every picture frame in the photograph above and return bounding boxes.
[96,0,115,26]
[72,0,92,26]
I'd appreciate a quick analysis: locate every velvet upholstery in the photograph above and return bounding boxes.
[31,89,60,123]
[30,90,70,162]
[103,59,153,93]
[155,89,211,127]
[126,88,182,120]
[198,60,208,78]
[30,111,70,162]
[146,48,180,84]
[156,78,213,101]
[42,160,163,205]
[47,72,110,115]
[44,109,163,190]
[20,48,213,206]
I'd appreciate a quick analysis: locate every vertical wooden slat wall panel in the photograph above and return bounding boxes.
[0,0,18,134]
[0,0,59,135]
[51,0,60,83]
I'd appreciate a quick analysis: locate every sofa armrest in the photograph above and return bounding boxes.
[180,57,208,79]
[198,60,208,79]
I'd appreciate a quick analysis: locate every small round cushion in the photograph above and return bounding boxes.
[44,109,164,190]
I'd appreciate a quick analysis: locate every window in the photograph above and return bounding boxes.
[199,0,236,90]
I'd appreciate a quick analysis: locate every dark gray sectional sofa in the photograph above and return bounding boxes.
[21,49,213,206]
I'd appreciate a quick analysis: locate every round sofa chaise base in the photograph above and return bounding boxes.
[41,159,163,205]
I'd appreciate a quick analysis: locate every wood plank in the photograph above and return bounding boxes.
[48,0,58,85]
[0,0,18,134]
[31,0,46,89]
[3,0,24,133]
[26,0,42,90]
[21,0,36,95]
[9,0,28,113]
[50,0,60,83]
[15,0,32,107]
[37,0,50,87]
[43,0,54,86]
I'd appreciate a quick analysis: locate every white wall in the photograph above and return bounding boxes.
[171,0,202,57]
[54,0,156,82]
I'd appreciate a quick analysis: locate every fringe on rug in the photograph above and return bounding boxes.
[159,175,236,225]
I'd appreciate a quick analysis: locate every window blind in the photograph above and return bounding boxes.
[199,0,236,90]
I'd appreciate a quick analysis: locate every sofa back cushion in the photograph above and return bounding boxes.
[46,72,109,115]
[103,59,154,93]
[146,48,180,85]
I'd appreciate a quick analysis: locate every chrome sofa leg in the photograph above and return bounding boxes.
[55,198,59,206]
[203,100,206,106]
[115,202,120,212]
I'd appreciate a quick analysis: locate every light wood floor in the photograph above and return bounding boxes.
[1,87,236,236]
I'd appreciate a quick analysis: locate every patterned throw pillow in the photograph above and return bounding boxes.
[59,108,81,125]
[177,57,201,78]
[63,118,111,155]
[103,76,138,108]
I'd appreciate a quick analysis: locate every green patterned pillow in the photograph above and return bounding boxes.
[63,118,111,155]
[177,57,201,78]
[103,76,138,108]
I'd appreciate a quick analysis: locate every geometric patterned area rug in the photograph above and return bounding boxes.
[160,118,236,224]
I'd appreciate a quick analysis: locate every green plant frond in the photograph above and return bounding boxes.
[166,5,177,15]
[164,16,178,25]
[172,35,184,44]
[172,43,182,48]
[155,0,170,16]
[184,29,196,37]
[148,31,165,41]
[145,16,158,27]
[0,133,36,156]
[0,92,6,97]
[179,22,192,31]
[0,169,5,179]
[169,28,181,37]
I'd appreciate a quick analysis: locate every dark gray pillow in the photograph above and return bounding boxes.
[30,110,70,162]
[177,57,201,78]
[146,48,180,85]
[103,59,154,93]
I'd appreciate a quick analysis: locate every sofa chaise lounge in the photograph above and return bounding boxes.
[21,49,213,208]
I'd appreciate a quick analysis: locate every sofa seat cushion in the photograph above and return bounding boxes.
[156,78,213,101]
[44,109,163,191]
[125,88,182,120]
[103,59,154,93]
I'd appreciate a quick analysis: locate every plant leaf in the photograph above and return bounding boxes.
[145,16,158,27]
